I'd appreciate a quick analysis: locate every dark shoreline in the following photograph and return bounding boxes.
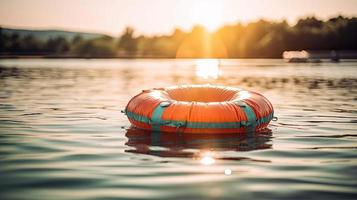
[0,55,302,59]
[0,55,174,59]
[2,56,357,61]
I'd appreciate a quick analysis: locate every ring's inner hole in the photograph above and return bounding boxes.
[166,87,236,103]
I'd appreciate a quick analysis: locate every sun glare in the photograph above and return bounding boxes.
[195,59,221,79]
[199,151,216,165]
[191,0,223,32]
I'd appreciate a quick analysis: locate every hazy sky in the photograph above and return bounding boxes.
[1,0,357,36]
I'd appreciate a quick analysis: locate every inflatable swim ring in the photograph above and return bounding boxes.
[124,85,274,134]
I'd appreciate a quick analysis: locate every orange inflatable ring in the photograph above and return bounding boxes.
[125,85,274,134]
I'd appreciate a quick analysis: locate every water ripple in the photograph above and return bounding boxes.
[0,59,356,200]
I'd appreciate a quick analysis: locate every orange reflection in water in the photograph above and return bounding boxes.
[125,127,272,162]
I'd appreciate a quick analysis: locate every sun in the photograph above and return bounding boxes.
[191,0,223,32]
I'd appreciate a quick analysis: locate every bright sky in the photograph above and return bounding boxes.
[0,0,356,36]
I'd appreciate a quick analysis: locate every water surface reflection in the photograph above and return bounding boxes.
[125,127,272,161]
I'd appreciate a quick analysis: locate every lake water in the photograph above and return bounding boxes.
[0,59,356,200]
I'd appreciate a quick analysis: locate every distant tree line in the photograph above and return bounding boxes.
[1,15,356,58]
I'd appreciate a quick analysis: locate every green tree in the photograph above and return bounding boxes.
[118,27,137,56]
[72,36,116,57]
[22,35,43,54]
[45,36,69,54]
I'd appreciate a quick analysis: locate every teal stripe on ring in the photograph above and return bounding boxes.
[126,110,273,130]
[150,103,168,131]
[239,102,257,127]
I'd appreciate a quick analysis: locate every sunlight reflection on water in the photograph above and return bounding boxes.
[199,151,216,165]
[195,59,221,79]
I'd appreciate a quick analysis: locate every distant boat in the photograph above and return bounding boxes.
[283,50,357,63]
[283,50,312,63]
